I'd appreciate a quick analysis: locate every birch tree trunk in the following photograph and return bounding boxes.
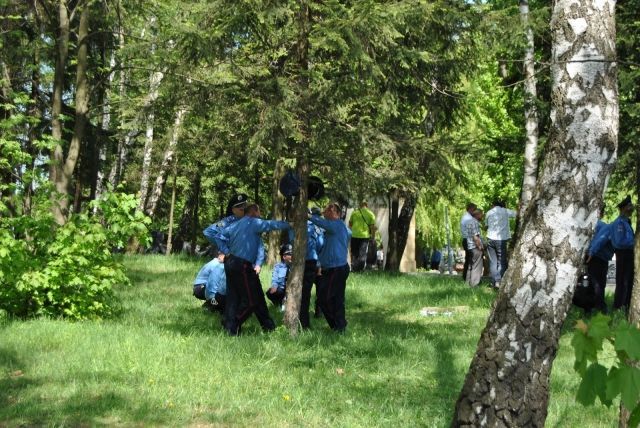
[452,1,618,426]
[94,49,117,205]
[519,0,540,218]
[50,2,89,225]
[137,68,164,212]
[145,107,186,217]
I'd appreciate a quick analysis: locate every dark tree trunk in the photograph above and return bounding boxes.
[385,191,416,272]
[268,158,286,265]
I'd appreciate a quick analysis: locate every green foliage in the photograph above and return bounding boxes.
[572,314,640,425]
[90,188,152,250]
[0,190,150,320]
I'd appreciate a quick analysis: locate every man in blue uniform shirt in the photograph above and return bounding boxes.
[203,193,248,249]
[192,252,227,313]
[309,202,351,332]
[267,244,292,310]
[215,203,290,336]
[586,207,614,313]
[611,195,635,311]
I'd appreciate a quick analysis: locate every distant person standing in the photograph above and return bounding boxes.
[485,200,517,288]
[310,202,351,332]
[611,196,635,311]
[460,202,477,280]
[215,203,290,336]
[586,207,613,313]
[348,201,376,272]
[465,209,484,287]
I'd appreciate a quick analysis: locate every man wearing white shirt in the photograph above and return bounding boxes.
[460,202,477,280]
[485,200,517,288]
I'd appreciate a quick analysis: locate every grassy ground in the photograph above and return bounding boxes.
[0,255,618,427]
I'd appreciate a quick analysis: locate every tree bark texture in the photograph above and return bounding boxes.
[49,0,71,224]
[283,160,310,335]
[452,1,617,426]
[145,107,186,217]
[385,192,416,272]
[621,152,640,428]
[284,0,311,336]
[137,68,164,212]
[519,0,540,220]
[268,158,287,265]
[50,3,89,224]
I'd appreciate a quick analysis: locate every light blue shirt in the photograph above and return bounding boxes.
[193,258,227,297]
[271,261,289,291]
[288,221,325,261]
[309,215,351,269]
[203,215,241,244]
[215,216,290,263]
[610,215,634,250]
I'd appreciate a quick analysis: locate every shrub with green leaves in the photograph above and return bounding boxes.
[0,190,150,320]
[572,313,640,426]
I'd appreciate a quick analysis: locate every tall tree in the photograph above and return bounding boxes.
[50,1,90,225]
[452,0,618,425]
[519,0,540,217]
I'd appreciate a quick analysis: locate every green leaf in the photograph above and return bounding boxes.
[576,363,608,406]
[614,322,640,360]
[629,404,640,428]
[587,313,611,345]
[609,365,640,410]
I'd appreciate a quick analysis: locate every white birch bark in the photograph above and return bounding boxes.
[94,49,116,207]
[453,1,618,426]
[519,0,540,217]
[145,107,186,217]
[136,67,164,212]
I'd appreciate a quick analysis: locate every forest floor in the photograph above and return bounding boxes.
[0,255,618,427]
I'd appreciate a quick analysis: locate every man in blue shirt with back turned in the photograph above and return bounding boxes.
[610,196,635,311]
[215,203,290,336]
[586,207,614,313]
[309,202,351,333]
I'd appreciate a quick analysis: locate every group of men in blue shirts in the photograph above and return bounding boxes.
[193,194,352,335]
[586,195,635,313]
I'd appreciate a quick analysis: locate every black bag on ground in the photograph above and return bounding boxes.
[572,271,595,310]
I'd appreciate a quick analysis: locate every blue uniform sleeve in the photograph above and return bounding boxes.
[214,227,231,255]
[203,224,218,244]
[253,219,290,233]
[255,240,265,267]
[588,224,610,256]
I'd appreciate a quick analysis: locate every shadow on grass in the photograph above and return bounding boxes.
[0,371,177,426]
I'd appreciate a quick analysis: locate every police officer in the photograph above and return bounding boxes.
[611,195,635,311]
[309,202,351,332]
[586,208,614,313]
[215,203,290,336]
[267,244,292,309]
[203,193,248,248]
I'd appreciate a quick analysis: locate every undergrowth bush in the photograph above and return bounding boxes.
[0,191,150,319]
